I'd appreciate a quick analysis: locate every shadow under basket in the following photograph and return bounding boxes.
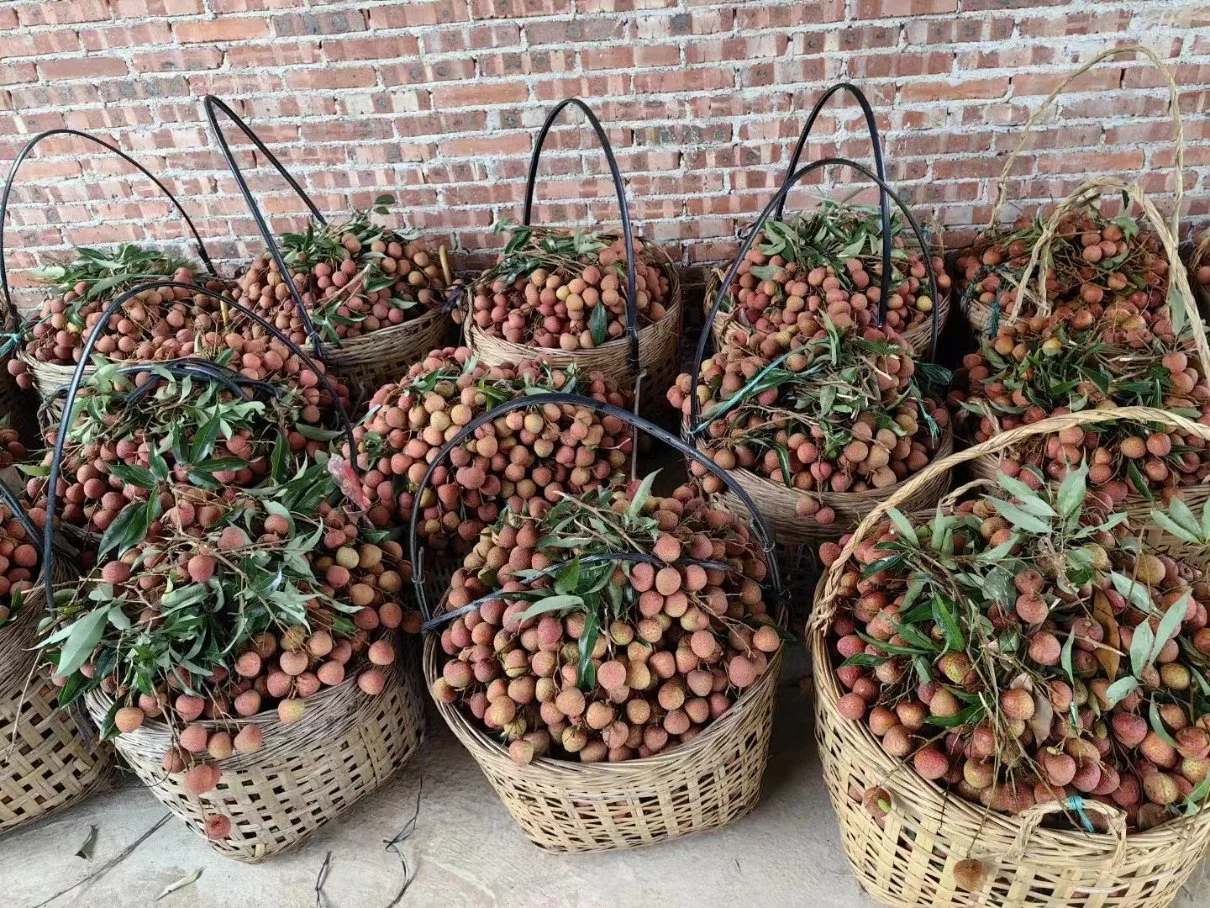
[1,569,114,835]
[423,632,782,854]
[84,650,426,862]
[809,588,1210,908]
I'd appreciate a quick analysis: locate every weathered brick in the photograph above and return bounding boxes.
[175,18,270,43]
[38,57,130,80]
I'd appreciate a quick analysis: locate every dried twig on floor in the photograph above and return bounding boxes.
[30,814,170,908]
[382,770,425,908]
[314,850,333,908]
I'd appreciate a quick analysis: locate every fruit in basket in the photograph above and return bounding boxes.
[459,224,672,350]
[349,346,631,555]
[233,196,454,347]
[955,204,1175,329]
[0,419,26,469]
[8,245,231,387]
[951,308,1210,497]
[712,203,950,343]
[668,319,949,524]
[0,504,40,630]
[431,476,782,764]
[21,351,348,542]
[824,468,1210,831]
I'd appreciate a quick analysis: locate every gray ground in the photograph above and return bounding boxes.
[5,660,1210,908]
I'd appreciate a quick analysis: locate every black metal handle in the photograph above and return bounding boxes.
[522,98,640,378]
[40,280,358,605]
[407,392,784,623]
[690,156,941,433]
[202,95,326,358]
[774,82,893,325]
[0,128,218,330]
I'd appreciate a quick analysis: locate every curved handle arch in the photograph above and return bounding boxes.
[202,95,326,357]
[775,82,892,320]
[690,156,941,431]
[522,98,640,377]
[407,392,784,622]
[41,279,358,604]
[0,128,218,327]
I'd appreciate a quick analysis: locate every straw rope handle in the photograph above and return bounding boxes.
[690,156,942,431]
[774,82,893,324]
[521,98,640,380]
[0,128,218,331]
[1004,799,1128,871]
[407,392,785,622]
[1005,177,1210,377]
[988,45,1184,237]
[39,280,359,607]
[203,95,328,358]
[811,405,1210,633]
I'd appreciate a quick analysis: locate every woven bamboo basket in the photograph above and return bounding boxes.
[1,559,113,835]
[962,45,1183,337]
[319,303,452,402]
[466,244,683,422]
[810,406,1210,908]
[83,647,425,862]
[422,614,782,854]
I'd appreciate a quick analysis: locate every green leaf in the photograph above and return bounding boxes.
[1150,510,1201,545]
[106,463,157,490]
[1150,699,1180,749]
[930,595,965,652]
[1154,593,1190,653]
[976,534,1019,563]
[1167,497,1202,538]
[1130,621,1155,676]
[1110,572,1153,611]
[98,499,150,557]
[990,498,1051,534]
[775,445,792,486]
[295,424,342,441]
[626,471,659,521]
[1127,461,1155,501]
[1061,626,1075,681]
[55,607,110,677]
[589,299,608,347]
[147,445,169,482]
[1104,676,1139,708]
[505,594,585,626]
[577,608,599,691]
[554,559,581,596]
[1056,462,1087,519]
[885,508,918,546]
[995,473,1055,516]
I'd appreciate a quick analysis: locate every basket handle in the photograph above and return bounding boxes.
[1006,177,1210,378]
[202,95,327,358]
[0,128,218,330]
[40,280,358,607]
[521,98,640,381]
[691,156,941,433]
[407,392,784,622]
[1004,798,1127,871]
[774,82,894,326]
[810,404,1210,633]
[988,45,1183,237]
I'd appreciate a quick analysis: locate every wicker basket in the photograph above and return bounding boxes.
[423,618,781,853]
[320,304,452,402]
[810,406,1210,908]
[962,46,1185,338]
[1,560,113,835]
[466,248,683,423]
[84,649,425,862]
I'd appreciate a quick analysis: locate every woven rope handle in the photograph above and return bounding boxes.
[1005,177,1210,377]
[1004,799,1128,871]
[989,45,1184,236]
[0,128,218,331]
[811,405,1210,633]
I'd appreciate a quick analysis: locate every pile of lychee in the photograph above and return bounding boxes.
[351,346,631,556]
[0,420,27,469]
[429,479,782,764]
[716,215,949,342]
[668,320,949,526]
[0,502,41,629]
[233,207,453,347]
[951,309,1210,496]
[824,483,1210,833]
[955,208,1174,328]
[8,250,231,389]
[462,229,672,350]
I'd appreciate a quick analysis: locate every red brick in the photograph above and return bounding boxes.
[110,0,205,14]
[83,23,174,51]
[381,58,476,85]
[527,18,628,44]
[1012,68,1122,97]
[1,30,83,57]
[38,57,129,81]
[272,10,367,37]
[175,18,270,43]
[634,68,732,94]
[432,82,529,107]
[368,2,470,28]
[470,0,570,17]
[227,43,323,67]
[133,48,224,73]
[323,35,420,61]
[282,66,377,91]
[857,0,956,17]
[0,8,16,28]
[900,77,1010,103]
[15,0,108,25]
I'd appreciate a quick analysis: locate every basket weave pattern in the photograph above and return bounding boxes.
[320,306,451,402]
[1,566,113,834]
[423,631,781,853]
[810,407,1210,908]
[85,651,425,862]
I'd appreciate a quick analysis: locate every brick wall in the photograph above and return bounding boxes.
[0,0,1208,306]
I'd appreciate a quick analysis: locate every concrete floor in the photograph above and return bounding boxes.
[6,660,1210,908]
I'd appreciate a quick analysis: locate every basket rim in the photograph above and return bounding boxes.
[317,303,449,356]
[422,623,783,779]
[809,577,1210,851]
